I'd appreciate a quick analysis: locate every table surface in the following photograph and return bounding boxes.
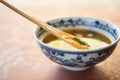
[0,0,120,80]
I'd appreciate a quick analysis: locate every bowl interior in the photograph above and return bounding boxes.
[34,17,120,51]
[35,17,120,41]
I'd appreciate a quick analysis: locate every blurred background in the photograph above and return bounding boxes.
[1,0,119,21]
[0,0,120,80]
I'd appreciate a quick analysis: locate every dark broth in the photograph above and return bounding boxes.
[42,28,111,44]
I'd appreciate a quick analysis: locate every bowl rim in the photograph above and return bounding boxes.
[33,17,120,53]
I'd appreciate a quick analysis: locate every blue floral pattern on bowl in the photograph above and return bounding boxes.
[38,42,116,67]
[34,17,120,71]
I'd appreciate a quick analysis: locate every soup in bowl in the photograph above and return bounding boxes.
[34,17,120,71]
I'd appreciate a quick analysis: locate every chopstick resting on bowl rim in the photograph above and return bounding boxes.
[0,0,90,49]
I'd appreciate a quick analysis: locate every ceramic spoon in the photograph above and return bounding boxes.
[0,0,90,49]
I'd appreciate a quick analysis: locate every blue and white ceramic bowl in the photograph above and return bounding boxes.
[34,17,120,71]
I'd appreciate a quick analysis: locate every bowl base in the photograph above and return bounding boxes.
[61,65,91,71]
